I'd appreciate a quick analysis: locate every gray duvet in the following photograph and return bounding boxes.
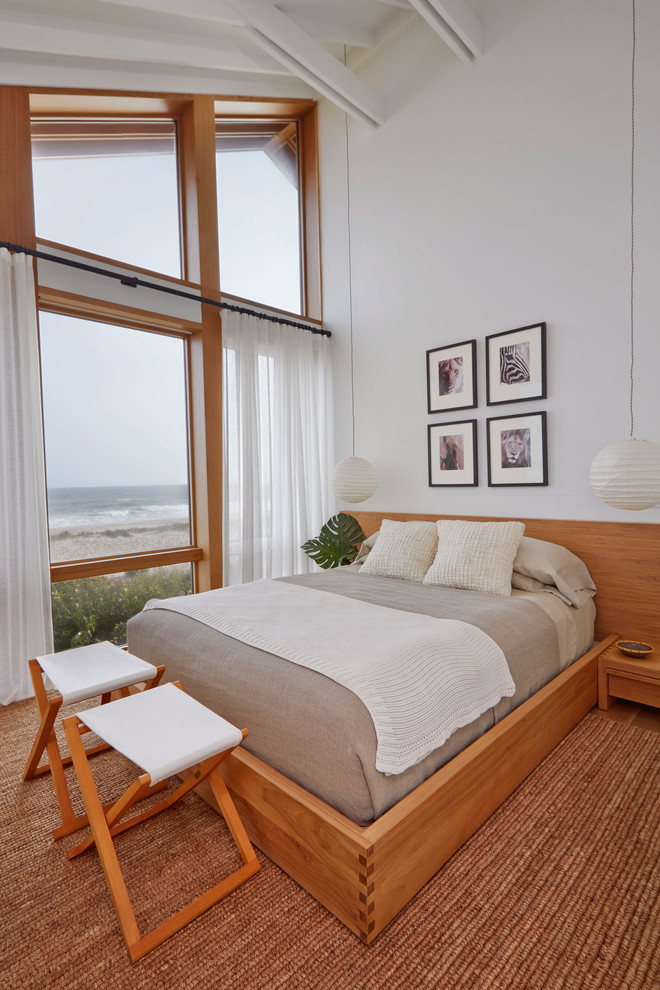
[126,568,589,825]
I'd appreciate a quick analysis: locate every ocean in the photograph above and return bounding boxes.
[47,484,190,530]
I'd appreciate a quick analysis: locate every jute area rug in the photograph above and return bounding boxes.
[1,702,658,990]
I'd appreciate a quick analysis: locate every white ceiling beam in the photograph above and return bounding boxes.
[285,14,375,49]
[99,0,385,126]
[0,11,286,75]
[99,0,242,24]
[241,26,380,127]
[407,0,482,62]
[99,0,375,45]
[225,0,384,125]
[426,0,483,56]
[350,8,417,72]
[100,0,382,47]
[372,8,418,57]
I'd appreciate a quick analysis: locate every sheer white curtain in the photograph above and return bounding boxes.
[222,309,333,585]
[0,248,53,704]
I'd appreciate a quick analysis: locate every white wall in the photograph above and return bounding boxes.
[320,0,660,523]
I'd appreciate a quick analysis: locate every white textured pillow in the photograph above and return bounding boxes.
[423,519,525,596]
[360,519,438,582]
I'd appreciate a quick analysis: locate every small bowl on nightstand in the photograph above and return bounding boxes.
[616,640,654,658]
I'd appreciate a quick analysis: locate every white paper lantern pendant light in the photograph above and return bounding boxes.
[332,53,378,505]
[589,0,660,511]
[333,456,378,504]
[590,440,660,511]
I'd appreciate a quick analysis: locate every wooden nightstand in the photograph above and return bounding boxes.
[598,640,660,711]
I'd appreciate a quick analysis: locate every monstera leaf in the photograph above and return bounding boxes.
[301,513,365,569]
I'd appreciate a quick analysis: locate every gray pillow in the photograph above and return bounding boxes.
[511,571,573,606]
[352,530,379,564]
[513,536,597,608]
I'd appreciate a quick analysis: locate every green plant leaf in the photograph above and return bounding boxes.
[301,512,365,569]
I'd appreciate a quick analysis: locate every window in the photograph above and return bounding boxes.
[216,120,302,313]
[51,564,192,652]
[31,119,181,276]
[39,310,195,648]
[39,311,192,565]
[22,94,320,652]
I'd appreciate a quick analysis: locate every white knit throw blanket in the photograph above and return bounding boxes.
[143,580,516,775]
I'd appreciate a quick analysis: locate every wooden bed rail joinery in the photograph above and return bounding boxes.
[201,635,617,943]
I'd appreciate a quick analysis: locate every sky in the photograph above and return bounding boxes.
[38,311,189,488]
[32,142,300,489]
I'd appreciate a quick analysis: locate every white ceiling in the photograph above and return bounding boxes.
[0,0,486,126]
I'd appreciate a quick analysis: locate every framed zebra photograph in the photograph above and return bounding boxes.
[426,339,477,414]
[487,410,548,487]
[428,419,478,487]
[485,322,546,406]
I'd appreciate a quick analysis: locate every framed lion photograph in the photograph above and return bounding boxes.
[487,411,548,487]
[426,339,477,413]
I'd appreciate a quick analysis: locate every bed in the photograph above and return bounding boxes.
[126,512,660,943]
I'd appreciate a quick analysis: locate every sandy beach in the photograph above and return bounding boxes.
[49,517,191,562]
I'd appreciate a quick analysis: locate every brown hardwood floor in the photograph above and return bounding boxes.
[592,700,660,733]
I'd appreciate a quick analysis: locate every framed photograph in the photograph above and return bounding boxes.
[487,411,548,487]
[428,420,478,487]
[485,322,546,405]
[426,339,477,413]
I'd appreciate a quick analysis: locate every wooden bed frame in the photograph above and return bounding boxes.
[197,513,660,944]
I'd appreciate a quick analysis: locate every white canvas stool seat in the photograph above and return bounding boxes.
[23,641,165,838]
[63,682,260,962]
[80,682,244,784]
[38,641,160,705]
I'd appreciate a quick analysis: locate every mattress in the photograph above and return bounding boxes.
[126,568,595,826]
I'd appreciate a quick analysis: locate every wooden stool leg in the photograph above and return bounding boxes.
[126,755,260,962]
[23,661,81,834]
[208,765,259,867]
[64,716,142,954]
[25,659,168,840]
[23,659,61,780]
[64,716,260,963]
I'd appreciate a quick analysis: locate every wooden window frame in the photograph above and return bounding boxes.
[37,297,200,584]
[0,85,321,598]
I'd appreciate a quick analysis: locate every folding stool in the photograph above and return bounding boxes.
[63,681,260,962]
[23,640,165,838]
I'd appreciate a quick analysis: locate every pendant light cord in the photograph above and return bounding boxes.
[630,0,636,439]
[344,45,356,458]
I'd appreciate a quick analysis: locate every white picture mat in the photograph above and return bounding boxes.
[488,325,544,403]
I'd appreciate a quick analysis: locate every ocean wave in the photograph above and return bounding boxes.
[49,507,189,528]
[47,486,190,529]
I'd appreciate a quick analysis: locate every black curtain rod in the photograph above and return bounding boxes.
[0,240,331,337]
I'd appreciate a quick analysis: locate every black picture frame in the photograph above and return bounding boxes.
[426,339,477,414]
[428,420,478,487]
[487,411,548,487]
[485,322,547,406]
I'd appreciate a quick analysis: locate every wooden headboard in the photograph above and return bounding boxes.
[352,511,660,646]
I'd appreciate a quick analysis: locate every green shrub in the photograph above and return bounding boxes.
[51,566,192,652]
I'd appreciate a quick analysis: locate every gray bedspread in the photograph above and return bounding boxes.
[126,569,588,825]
